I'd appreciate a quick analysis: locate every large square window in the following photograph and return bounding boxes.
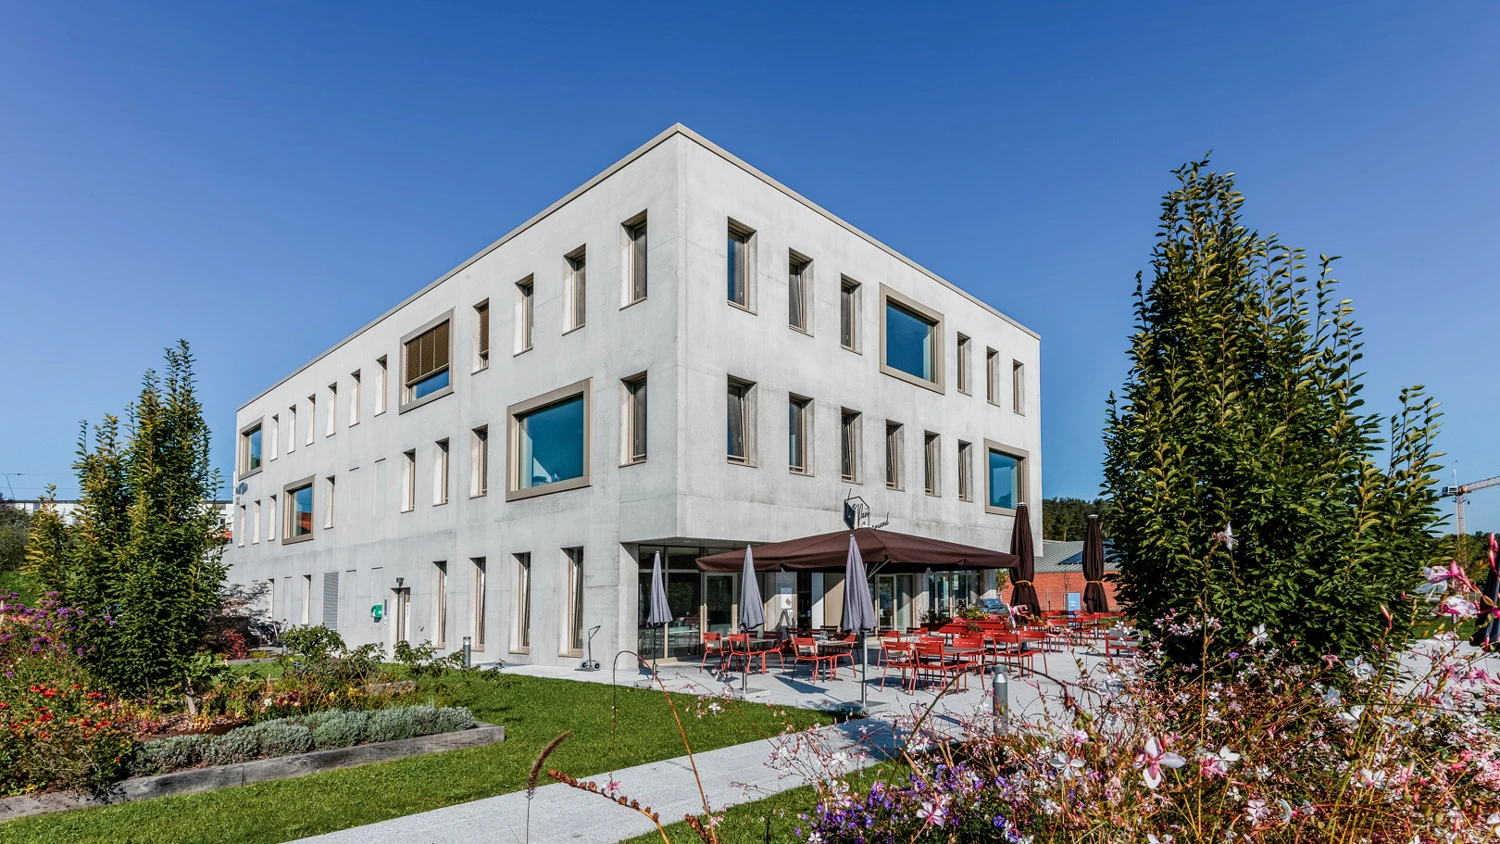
[283,479,315,543]
[984,442,1027,514]
[507,380,592,500]
[879,286,944,392]
[239,421,263,478]
[401,312,454,411]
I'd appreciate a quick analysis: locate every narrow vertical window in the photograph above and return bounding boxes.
[474,301,490,370]
[840,278,861,351]
[302,574,312,625]
[565,547,584,653]
[252,500,261,544]
[402,450,416,512]
[434,439,450,505]
[432,561,447,648]
[885,422,903,490]
[237,506,246,547]
[287,406,297,452]
[349,371,361,426]
[514,552,532,651]
[375,357,388,415]
[267,494,278,541]
[622,374,648,465]
[840,409,861,483]
[305,396,316,445]
[1012,360,1026,414]
[923,432,940,496]
[471,427,488,497]
[788,395,811,474]
[269,415,279,460]
[624,216,648,304]
[325,385,337,435]
[324,476,336,528]
[471,557,487,650]
[727,221,754,308]
[788,252,811,332]
[986,348,999,405]
[956,335,971,394]
[516,277,535,353]
[565,247,587,331]
[957,441,973,501]
[727,378,755,465]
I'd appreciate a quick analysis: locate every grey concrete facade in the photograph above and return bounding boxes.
[226,124,1041,668]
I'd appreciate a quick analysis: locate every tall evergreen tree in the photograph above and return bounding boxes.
[26,342,227,693]
[1103,159,1442,667]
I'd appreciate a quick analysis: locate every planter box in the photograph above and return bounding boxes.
[0,722,505,821]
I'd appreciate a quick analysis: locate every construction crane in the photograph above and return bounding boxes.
[1441,475,1500,537]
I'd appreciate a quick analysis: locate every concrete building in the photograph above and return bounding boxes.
[226,124,1041,667]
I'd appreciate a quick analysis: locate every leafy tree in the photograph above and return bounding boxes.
[1103,159,1442,667]
[1041,497,1114,541]
[25,342,228,693]
[0,494,31,573]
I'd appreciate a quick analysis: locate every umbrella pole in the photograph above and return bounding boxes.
[860,632,867,712]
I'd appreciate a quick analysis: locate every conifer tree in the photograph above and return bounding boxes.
[26,341,227,692]
[1103,159,1442,666]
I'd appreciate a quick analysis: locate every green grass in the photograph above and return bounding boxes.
[0,673,837,844]
[619,760,906,844]
[0,570,44,605]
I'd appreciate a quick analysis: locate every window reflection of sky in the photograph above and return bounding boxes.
[518,395,585,488]
[885,302,933,381]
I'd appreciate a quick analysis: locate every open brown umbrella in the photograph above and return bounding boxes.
[696,527,1017,574]
[1009,503,1041,618]
[1081,514,1110,613]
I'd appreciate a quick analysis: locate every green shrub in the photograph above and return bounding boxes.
[203,726,262,766]
[310,710,369,750]
[130,734,210,776]
[364,707,419,743]
[256,721,314,756]
[431,706,475,734]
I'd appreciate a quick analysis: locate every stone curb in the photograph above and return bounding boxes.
[0,722,506,821]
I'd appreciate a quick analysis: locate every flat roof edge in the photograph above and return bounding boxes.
[238,123,1038,412]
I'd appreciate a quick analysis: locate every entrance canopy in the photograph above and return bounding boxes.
[695,527,1018,574]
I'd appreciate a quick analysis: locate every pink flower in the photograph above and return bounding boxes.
[1437,596,1478,620]
[917,798,947,826]
[1134,736,1186,789]
[1426,561,1477,593]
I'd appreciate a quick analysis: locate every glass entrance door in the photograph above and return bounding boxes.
[875,575,910,631]
[705,574,734,636]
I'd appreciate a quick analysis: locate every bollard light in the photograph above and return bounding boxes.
[462,636,472,669]
[992,667,1010,733]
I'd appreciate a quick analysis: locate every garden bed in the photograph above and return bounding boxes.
[0,721,505,821]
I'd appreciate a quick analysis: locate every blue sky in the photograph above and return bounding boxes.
[2,2,1496,531]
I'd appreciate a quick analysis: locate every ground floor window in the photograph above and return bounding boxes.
[926,571,976,621]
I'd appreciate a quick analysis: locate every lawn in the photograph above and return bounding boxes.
[619,760,905,844]
[0,673,837,844]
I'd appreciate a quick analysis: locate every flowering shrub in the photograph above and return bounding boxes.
[799,611,1500,842]
[0,593,134,796]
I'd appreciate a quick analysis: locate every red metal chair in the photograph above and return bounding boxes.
[915,640,968,691]
[700,632,727,670]
[989,632,1039,676]
[791,637,838,681]
[881,641,919,692]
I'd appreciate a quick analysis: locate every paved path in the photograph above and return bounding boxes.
[296,718,898,844]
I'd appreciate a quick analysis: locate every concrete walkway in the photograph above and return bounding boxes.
[296,645,1113,844]
[296,717,899,844]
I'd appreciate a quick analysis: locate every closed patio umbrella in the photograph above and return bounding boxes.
[1471,534,1499,652]
[1009,503,1041,619]
[737,547,765,692]
[840,534,878,712]
[1082,514,1110,614]
[645,552,671,670]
